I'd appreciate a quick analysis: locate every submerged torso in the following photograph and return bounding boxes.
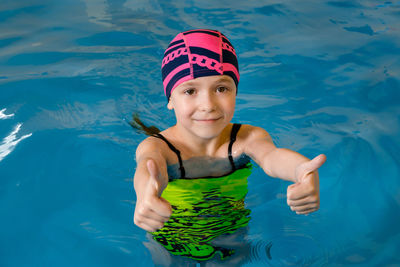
[153,162,253,261]
[149,123,253,260]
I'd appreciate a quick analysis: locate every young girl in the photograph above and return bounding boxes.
[133,29,326,233]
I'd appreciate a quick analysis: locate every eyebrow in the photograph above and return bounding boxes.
[182,81,196,86]
[180,76,231,87]
[183,77,233,87]
[217,76,233,82]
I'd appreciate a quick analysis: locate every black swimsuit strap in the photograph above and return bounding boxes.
[152,124,241,179]
[228,123,242,172]
[152,133,186,178]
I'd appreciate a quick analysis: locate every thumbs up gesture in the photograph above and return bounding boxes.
[286,154,327,215]
[134,159,172,232]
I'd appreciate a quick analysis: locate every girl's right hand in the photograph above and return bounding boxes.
[134,159,172,232]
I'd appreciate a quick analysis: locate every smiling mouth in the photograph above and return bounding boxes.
[195,118,221,122]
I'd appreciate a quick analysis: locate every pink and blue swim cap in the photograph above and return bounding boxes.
[161,29,240,100]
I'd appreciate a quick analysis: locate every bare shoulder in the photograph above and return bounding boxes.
[237,124,275,160]
[237,124,273,143]
[135,136,169,164]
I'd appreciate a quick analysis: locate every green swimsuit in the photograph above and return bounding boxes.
[149,124,253,261]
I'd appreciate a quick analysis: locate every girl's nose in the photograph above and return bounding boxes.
[198,91,216,112]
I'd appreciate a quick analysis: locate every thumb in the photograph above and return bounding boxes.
[146,159,161,196]
[145,159,172,218]
[301,154,327,174]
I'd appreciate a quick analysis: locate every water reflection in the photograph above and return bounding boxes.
[0,109,32,162]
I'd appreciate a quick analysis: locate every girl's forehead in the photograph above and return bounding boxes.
[176,75,235,88]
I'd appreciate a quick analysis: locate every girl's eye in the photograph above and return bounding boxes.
[216,86,228,93]
[184,88,195,95]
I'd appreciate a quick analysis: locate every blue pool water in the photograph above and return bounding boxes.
[1,0,400,266]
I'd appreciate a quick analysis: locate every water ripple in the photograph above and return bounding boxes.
[250,234,329,266]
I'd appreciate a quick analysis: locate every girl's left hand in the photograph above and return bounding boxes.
[286,154,327,215]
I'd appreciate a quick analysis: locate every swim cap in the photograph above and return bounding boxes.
[161,29,239,100]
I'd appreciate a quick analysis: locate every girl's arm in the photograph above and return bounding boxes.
[244,126,326,214]
[133,138,172,232]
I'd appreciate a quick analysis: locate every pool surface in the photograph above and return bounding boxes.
[1,0,400,266]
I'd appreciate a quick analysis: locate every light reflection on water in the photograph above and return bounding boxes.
[0,0,399,266]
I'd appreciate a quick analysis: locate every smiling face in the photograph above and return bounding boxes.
[167,75,236,140]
